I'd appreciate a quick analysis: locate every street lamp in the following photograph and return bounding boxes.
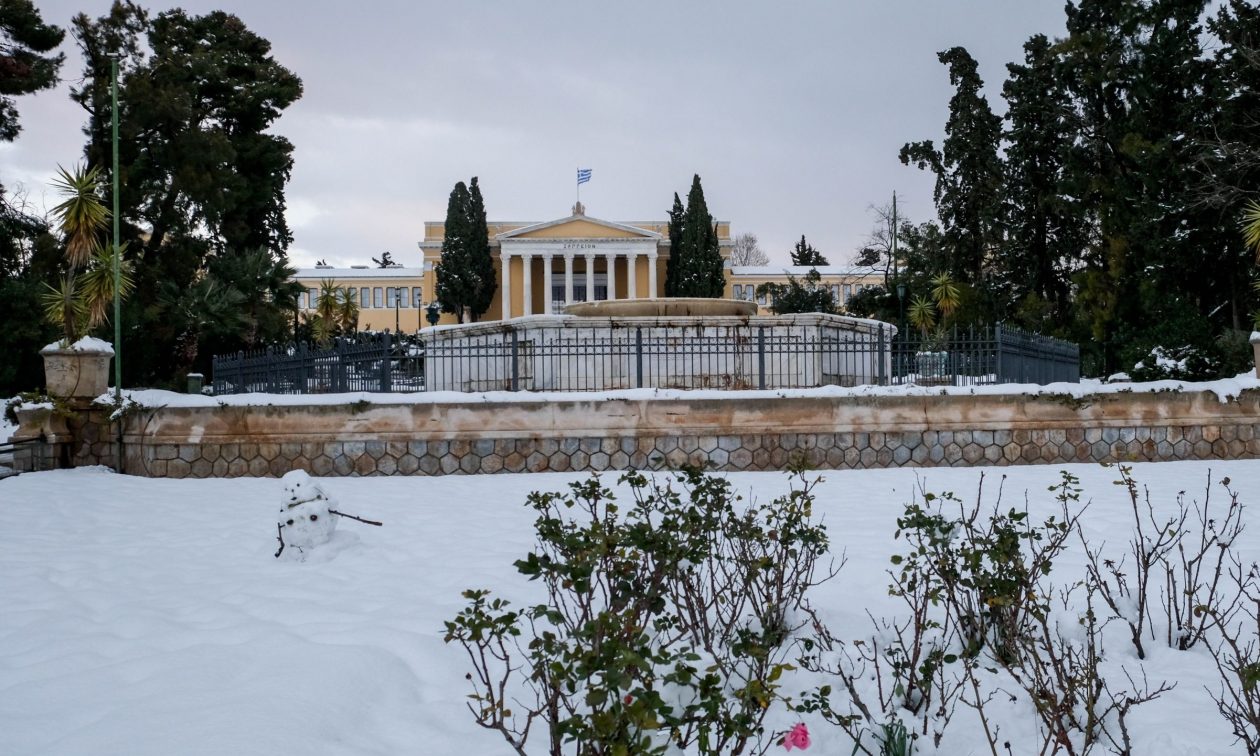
[896,282,906,333]
[393,288,401,333]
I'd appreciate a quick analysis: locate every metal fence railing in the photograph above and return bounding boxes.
[422,319,892,392]
[890,323,1080,387]
[211,332,425,395]
[211,321,1078,395]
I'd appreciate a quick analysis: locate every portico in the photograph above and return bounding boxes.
[419,202,734,325]
[494,210,663,319]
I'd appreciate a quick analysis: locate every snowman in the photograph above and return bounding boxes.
[276,469,338,556]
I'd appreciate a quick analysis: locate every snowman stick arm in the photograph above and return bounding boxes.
[329,509,383,527]
[274,523,286,558]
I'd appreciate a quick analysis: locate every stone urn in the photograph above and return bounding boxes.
[40,337,115,400]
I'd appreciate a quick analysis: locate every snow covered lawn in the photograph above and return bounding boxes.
[1,461,1258,755]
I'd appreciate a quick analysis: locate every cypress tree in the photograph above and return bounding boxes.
[672,175,725,297]
[465,177,496,320]
[433,183,473,325]
[664,192,684,296]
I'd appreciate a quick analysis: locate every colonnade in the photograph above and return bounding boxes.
[500,248,659,319]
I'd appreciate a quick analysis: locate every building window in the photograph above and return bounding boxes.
[386,287,396,308]
[412,287,423,308]
[374,287,384,308]
[842,284,852,303]
[297,291,307,309]
[359,287,369,308]
[831,285,840,300]
[309,288,318,308]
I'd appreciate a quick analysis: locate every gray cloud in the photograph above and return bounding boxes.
[11,0,1069,267]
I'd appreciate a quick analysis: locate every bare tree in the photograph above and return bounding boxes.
[730,232,769,266]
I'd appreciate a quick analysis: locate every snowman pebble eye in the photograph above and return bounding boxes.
[309,514,318,521]
[286,519,294,526]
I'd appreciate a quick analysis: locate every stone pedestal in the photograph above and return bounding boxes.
[41,341,114,399]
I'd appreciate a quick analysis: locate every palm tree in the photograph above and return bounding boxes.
[42,164,133,344]
[1241,199,1260,259]
[336,287,360,333]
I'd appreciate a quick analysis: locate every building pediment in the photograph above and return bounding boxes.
[497,215,662,241]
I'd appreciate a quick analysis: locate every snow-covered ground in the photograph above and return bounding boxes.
[1,462,1257,755]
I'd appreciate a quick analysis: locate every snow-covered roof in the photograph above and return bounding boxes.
[293,267,424,279]
[730,265,879,277]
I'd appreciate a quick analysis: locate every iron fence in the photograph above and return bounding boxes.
[890,324,1080,387]
[212,322,1078,395]
[211,332,425,395]
[422,320,892,392]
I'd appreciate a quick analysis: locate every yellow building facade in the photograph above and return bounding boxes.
[296,204,885,331]
[292,266,428,332]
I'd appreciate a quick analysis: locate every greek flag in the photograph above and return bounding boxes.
[577,168,592,185]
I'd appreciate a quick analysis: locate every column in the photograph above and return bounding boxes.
[543,254,554,314]
[627,250,638,299]
[647,250,658,298]
[563,253,574,305]
[521,253,533,316]
[584,253,595,302]
[604,252,617,300]
[500,253,511,320]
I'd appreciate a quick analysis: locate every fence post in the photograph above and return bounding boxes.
[635,327,644,389]
[511,330,520,391]
[757,326,766,390]
[994,323,1004,384]
[297,341,307,394]
[877,324,887,386]
[380,331,392,392]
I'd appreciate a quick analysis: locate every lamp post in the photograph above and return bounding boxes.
[110,55,122,403]
[896,282,906,336]
[393,288,401,333]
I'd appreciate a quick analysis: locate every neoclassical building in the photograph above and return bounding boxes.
[294,203,885,330]
[417,202,731,324]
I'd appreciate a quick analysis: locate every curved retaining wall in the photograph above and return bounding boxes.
[19,388,1260,478]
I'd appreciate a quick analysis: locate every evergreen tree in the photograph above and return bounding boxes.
[0,0,64,279]
[1000,34,1082,333]
[1059,0,1216,372]
[65,3,303,387]
[466,177,496,319]
[0,0,64,143]
[664,192,684,296]
[434,178,495,322]
[789,235,828,266]
[900,47,1005,287]
[755,269,837,314]
[671,175,725,298]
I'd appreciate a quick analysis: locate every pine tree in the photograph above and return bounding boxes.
[664,192,684,296]
[671,175,726,298]
[901,47,1004,286]
[790,235,828,266]
[434,178,495,322]
[1059,0,1216,372]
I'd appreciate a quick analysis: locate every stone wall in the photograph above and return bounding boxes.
[21,388,1260,478]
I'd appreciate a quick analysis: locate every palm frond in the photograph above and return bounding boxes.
[1242,200,1260,260]
[50,164,109,270]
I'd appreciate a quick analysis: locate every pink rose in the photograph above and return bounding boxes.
[783,723,810,751]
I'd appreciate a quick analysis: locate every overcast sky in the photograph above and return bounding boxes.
[8,1,1072,267]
